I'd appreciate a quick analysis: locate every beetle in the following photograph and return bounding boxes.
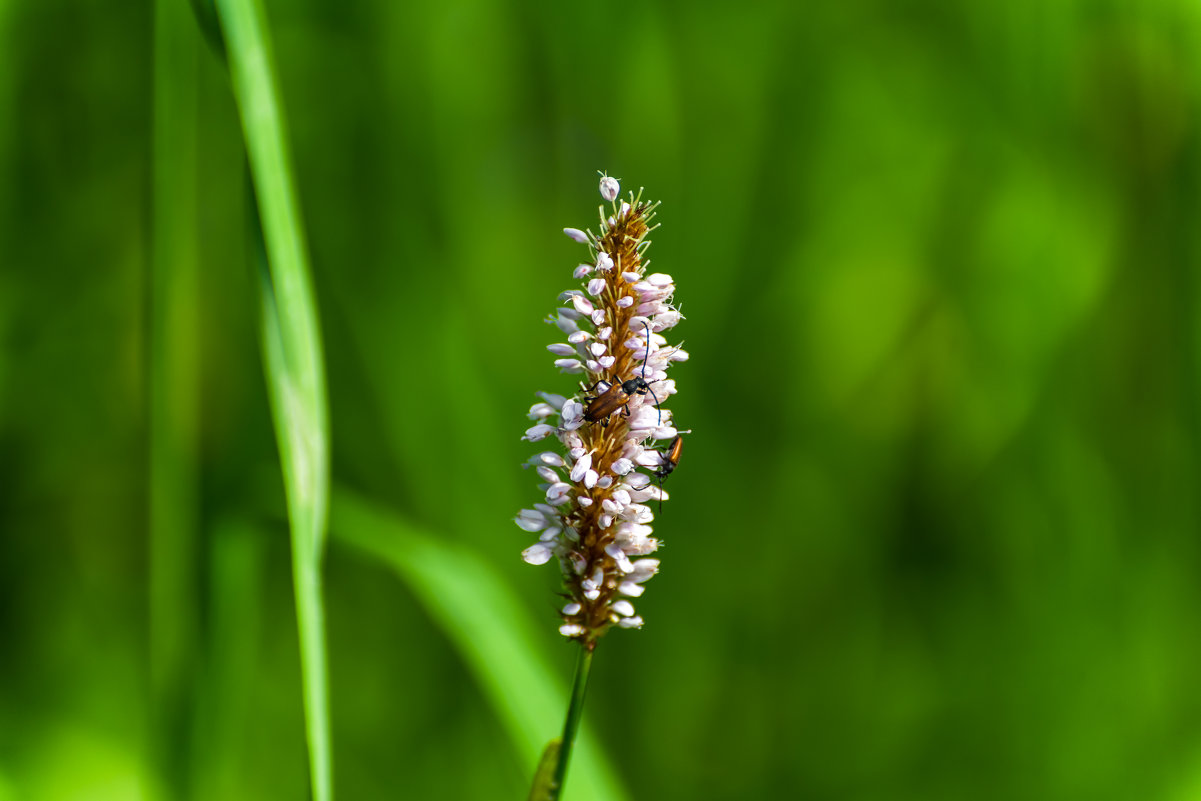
[653,436,683,481]
[651,436,683,513]
[582,321,662,425]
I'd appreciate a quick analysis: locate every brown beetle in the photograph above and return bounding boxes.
[582,322,662,425]
[651,436,683,512]
[654,436,683,481]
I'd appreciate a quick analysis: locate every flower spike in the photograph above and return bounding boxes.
[515,174,688,642]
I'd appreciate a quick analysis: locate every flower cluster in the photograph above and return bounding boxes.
[517,174,687,642]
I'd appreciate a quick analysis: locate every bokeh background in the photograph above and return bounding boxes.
[4,0,1201,798]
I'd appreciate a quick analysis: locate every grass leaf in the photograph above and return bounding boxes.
[212,0,333,798]
[330,487,630,801]
[149,0,200,793]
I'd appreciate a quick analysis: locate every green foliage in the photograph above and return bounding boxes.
[4,0,1201,799]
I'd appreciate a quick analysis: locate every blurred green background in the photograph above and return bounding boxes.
[4,0,1201,798]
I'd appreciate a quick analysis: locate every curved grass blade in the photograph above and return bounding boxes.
[330,487,630,801]
[211,1,332,798]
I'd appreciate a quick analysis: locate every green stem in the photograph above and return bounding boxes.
[549,642,596,800]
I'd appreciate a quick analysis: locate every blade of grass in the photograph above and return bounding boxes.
[254,213,332,801]
[150,0,200,793]
[329,486,631,801]
[211,1,332,799]
[0,0,14,231]
[190,518,269,800]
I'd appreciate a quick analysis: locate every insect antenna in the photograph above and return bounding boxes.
[640,320,662,426]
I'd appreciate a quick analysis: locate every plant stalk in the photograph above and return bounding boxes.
[549,642,596,800]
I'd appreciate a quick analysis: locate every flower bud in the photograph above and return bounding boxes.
[599,174,620,202]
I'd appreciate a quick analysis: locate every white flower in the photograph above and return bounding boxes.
[611,600,635,617]
[569,452,593,483]
[522,424,556,442]
[527,402,556,420]
[514,509,549,532]
[625,473,651,489]
[604,543,634,573]
[554,358,584,373]
[523,543,554,565]
[617,582,644,597]
[599,173,620,202]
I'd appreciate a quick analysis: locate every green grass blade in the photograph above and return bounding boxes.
[150,0,200,793]
[190,518,269,800]
[527,739,561,801]
[330,487,630,801]
[212,1,332,799]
